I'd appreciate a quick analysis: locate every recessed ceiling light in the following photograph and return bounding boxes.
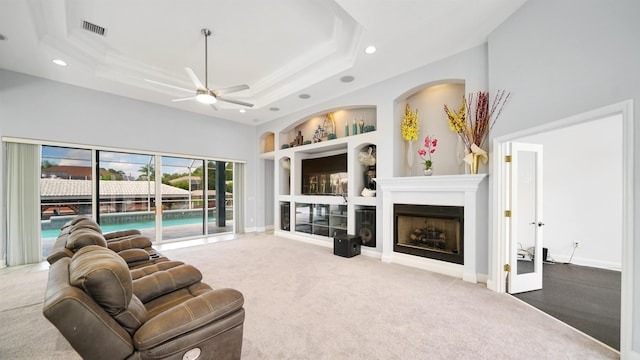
[52,59,68,66]
[298,94,311,99]
[364,45,377,54]
[239,109,246,113]
[340,75,355,83]
[269,107,280,111]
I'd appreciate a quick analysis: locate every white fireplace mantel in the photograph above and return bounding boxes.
[375,174,489,283]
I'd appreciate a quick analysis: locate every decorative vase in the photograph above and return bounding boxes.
[423,167,433,176]
[406,140,414,175]
[470,153,480,174]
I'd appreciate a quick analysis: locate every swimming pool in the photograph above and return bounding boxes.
[41,217,215,238]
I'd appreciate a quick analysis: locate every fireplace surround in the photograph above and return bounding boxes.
[376,174,488,283]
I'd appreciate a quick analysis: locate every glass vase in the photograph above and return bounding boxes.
[424,167,433,176]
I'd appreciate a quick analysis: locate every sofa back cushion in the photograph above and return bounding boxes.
[70,246,147,333]
[66,228,107,252]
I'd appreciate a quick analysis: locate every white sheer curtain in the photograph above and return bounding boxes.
[233,162,245,233]
[5,142,41,266]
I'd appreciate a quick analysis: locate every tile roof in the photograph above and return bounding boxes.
[40,178,190,198]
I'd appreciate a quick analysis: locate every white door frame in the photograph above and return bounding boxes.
[488,100,633,354]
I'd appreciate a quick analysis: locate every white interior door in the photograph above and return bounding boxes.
[507,142,544,294]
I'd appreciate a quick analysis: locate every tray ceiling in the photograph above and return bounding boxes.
[0,0,526,124]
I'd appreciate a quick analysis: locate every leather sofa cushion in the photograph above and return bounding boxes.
[70,217,103,234]
[104,229,142,240]
[69,245,148,335]
[130,260,185,280]
[118,248,150,264]
[70,245,133,315]
[134,288,245,350]
[66,228,107,252]
[107,236,153,252]
[133,264,203,303]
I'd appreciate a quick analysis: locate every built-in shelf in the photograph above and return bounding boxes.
[274,126,378,243]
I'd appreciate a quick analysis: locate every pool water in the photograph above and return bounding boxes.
[41,217,214,238]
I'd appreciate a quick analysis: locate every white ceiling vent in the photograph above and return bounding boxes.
[81,20,106,36]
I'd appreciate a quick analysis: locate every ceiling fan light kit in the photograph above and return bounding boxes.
[196,89,217,104]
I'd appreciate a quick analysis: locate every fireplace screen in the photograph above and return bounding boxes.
[394,204,464,264]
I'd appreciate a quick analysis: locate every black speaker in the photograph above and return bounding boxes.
[333,234,361,258]
[356,207,376,247]
[280,202,290,231]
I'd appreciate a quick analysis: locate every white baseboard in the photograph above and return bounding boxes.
[551,255,621,271]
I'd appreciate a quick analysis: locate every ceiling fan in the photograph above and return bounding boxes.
[145,28,253,110]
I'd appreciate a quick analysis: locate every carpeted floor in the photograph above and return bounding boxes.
[0,233,619,359]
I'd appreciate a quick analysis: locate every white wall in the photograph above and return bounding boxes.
[519,115,623,270]
[487,0,639,354]
[0,70,258,261]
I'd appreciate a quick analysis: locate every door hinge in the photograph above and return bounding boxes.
[504,155,512,163]
[504,264,511,272]
[504,210,511,217]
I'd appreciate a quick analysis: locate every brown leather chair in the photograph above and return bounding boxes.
[43,245,245,360]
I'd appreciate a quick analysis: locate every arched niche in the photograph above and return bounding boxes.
[259,132,275,153]
[278,155,291,195]
[395,80,466,176]
[354,143,377,196]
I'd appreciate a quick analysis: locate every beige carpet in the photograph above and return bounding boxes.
[0,233,618,359]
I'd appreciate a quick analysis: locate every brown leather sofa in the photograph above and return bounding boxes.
[47,215,169,269]
[43,217,245,360]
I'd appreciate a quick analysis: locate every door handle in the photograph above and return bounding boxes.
[529,221,544,227]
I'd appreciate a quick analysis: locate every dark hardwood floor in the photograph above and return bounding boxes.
[513,262,621,350]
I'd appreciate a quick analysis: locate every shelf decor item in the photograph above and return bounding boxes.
[323,112,336,139]
[444,90,510,174]
[418,134,437,176]
[401,104,419,174]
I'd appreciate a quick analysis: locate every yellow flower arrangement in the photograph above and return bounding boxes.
[401,104,419,141]
[444,98,471,151]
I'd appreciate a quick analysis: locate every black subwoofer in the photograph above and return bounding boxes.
[356,207,376,247]
[333,234,361,258]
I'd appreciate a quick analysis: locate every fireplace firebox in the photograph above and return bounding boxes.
[393,204,464,264]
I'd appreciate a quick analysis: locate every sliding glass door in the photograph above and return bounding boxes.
[38,144,238,255]
[160,156,205,241]
[97,151,157,240]
[40,146,93,257]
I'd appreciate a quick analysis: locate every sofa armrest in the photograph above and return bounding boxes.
[133,288,244,350]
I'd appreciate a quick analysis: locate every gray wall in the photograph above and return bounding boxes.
[488,0,639,353]
[0,70,258,260]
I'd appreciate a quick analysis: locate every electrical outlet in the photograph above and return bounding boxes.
[573,241,579,248]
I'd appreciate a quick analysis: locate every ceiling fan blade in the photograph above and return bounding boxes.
[184,67,205,89]
[171,96,197,102]
[144,79,193,93]
[210,103,219,111]
[213,84,249,96]
[217,96,254,108]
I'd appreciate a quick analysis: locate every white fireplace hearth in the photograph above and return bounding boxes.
[375,174,488,283]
